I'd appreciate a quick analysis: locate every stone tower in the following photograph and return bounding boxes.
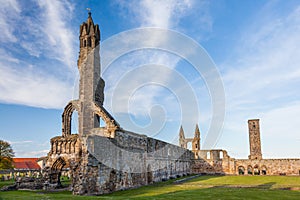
[77,12,105,137]
[248,119,262,160]
[45,12,120,189]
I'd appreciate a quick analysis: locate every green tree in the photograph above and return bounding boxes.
[0,140,15,169]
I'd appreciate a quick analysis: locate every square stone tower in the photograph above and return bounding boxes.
[248,119,262,160]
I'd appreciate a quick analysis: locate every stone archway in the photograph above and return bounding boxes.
[93,103,120,138]
[247,165,253,175]
[253,165,260,175]
[261,165,267,175]
[238,166,245,175]
[62,100,80,137]
[50,157,67,186]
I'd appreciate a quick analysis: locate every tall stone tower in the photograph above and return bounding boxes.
[77,12,105,137]
[248,119,262,160]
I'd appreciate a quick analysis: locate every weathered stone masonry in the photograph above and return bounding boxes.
[190,119,300,176]
[44,13,193,195]
[44,13,300,196]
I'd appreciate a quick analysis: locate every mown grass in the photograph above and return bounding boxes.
[1,175,300,200]
[0,180,14,189]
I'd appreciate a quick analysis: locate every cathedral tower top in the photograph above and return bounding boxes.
[78,12,100,67]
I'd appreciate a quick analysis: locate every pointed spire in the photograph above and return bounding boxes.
[194,124,200,138]
[179,125,185,139]
[78,10,100,66]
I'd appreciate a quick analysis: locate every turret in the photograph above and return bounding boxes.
[78,12,100,67]
[192,124,200,151]
[179,126,186,148]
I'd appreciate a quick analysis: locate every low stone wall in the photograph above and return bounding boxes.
[72,129,193,195]
[235,159,300,175]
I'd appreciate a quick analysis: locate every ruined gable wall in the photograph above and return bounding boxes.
[192,149,235,175]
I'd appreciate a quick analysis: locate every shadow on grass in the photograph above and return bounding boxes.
[106,175,221,198]
[2,176,300,200]
[130,186,300,200]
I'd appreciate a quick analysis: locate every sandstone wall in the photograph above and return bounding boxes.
[235,159,300,175]
[192,149,235,175]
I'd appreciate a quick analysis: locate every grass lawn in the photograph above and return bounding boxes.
[0,180,14,190]
[1,175,300,199]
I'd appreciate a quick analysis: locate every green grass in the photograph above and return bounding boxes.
[1,175,300,200]
[0,180,15,189]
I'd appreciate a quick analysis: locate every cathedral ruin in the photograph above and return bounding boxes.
[43,13,300,195]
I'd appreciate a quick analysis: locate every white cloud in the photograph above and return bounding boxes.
[0,0,20,43]
[15,149,49,158]
[36,0,76,68]
[134,0,193,28]
[0,0,77,109]
[105,1,210,129]
[9,139,50,157]
[9,140,33,145]
[0,64,72,109]
[220,3,300,157]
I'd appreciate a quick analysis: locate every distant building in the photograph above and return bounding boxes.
[190,119,300,176]
[13,158,41,177]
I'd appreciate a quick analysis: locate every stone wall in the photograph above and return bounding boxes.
[72,129,193,195]
[192,149,235,175]
[191,149,300,176]
[44,134,82,185]
[235,159,300,175]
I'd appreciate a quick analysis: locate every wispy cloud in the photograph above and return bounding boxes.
[119,0,193,28]
[37,0,76,68]
[0,0,20,43]
[0,64,72,108]
[15,149,49,158]
[9,139,50,157]
[9,140,33,145]
[220,2,300,157]
[0,0,77,109]
[105,1,212,137]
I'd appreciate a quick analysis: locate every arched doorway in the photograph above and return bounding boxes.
[62,101,80,137]
[238,166,245,175]
[261,165,267,175]
[247,165,253,175]
[253,165,260,175]
[50,157,67,186]
[207,151,211,159]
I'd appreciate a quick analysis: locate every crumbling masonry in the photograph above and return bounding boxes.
[44,13,300,195]
[191,119,300,176]
[44,13,193,195]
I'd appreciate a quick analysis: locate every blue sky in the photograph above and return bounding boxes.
[0,0,300,159]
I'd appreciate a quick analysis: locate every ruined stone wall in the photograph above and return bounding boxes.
[44,134,82,184]
[192,149,235,175]
[235,159,300,176]
[192,149,300,176]
[72,129,193,195]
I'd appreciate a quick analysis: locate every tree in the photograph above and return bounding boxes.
[0,140,15,169]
